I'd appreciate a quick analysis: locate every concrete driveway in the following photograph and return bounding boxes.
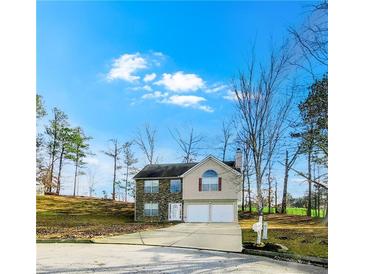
[37,243,327,273]
[94,223,242,252]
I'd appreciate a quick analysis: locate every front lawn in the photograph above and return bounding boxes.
[37,195,170,240]
[240,213,328,258]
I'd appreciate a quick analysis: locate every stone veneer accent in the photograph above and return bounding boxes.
[135,178,183,222]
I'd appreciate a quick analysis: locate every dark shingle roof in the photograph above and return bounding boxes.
[133,163,197,179]
[133,160,239,179]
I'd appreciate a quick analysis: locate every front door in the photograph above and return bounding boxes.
[168,203,182,221]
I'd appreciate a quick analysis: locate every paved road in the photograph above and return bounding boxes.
[94,223,242,252]
[37,244,327,274]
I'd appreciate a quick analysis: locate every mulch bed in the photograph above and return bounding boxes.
[242,242,288,252]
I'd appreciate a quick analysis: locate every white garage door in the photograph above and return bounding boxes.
[211,204,234,222]
[186,204,209,222]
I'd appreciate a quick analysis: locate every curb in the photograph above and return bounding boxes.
[36,239,327,268]
[242,248,328,268]
[36,239,93,243]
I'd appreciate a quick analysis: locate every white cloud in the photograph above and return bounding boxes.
[85,157,100,166]
[142,91,169,99]
[162,95,213,112]
[223,90,259,101]
[107,53,147,82]
[198,105,214,112]
[205,84,228,93]
[153,52,165,57]
[143,73,157,82]
[142,85,152,91]
[223,90,238,101]
[155,71,205,92]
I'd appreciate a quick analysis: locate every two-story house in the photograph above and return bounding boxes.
[133,149,242,223]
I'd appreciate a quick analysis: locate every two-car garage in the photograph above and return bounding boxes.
[185,202,236,223]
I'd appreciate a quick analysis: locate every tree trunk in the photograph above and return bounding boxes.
[318,186,321,217]
[241,170,245,211]
[267,165,272,214]
[73,161,78,197]
[48,112,58,193]
[281,150,289,214]
[307,149,312,217]
[56,146,65,195]
[247,172,252,213]
[125,165,129,202]
[275,180,278,213]
[255,169,264,245]
[324,190,328,221]
[112,150,117,200]
[255,168,264,217]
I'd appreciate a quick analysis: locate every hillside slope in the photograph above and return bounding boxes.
[37,195,167,240]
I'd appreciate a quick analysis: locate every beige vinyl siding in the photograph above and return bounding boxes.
[182,158,241,200]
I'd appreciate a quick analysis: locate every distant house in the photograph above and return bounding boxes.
[36,181,45,195]
[133,150,242,223]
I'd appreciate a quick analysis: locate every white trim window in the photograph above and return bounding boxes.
[144,203,159,216]
[170,179,181,193]
[144,180,159,193]
[202,170,218,191]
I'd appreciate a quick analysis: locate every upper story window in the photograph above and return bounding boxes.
[170,179,181,193]
[202,170,218,191]
[144,180,159,193]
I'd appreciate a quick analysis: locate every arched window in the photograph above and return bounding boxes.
[202,170,218,191]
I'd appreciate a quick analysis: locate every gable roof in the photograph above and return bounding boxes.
[133,157,240,179]
[180,155,242,177]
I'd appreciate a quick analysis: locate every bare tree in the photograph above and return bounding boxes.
[289,1,328,77]
[236,134,253,213]
[135,123,158,164]
[102,139,123,200]
[286,164,328,189]
[274,178,278,213]
[86,168,97,197]
[280,147,300,214]
[267,161,273,214]
[244,142,253,213]
[169,127,204,163]
[233,45,293,244]
[219,120,234,161]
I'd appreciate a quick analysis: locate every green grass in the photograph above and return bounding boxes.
[241,207,325,218]
[37,195,169,240]
[242,228,328,258]
[239,213,328,258]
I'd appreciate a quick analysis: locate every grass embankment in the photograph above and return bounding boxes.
[37,195,169,240]
[239,213,328,258]
[242,207,326,218]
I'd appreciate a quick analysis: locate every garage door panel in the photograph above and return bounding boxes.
[211,204,234,222]
[186,204,209,222]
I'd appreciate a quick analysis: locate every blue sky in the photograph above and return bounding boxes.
[37,1,319,198]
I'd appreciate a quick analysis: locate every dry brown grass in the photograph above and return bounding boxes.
[37,195,169,240]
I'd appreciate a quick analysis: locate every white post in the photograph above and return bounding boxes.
[257,215,263,244]
[252,217,263,245]
[262,222,268,240]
